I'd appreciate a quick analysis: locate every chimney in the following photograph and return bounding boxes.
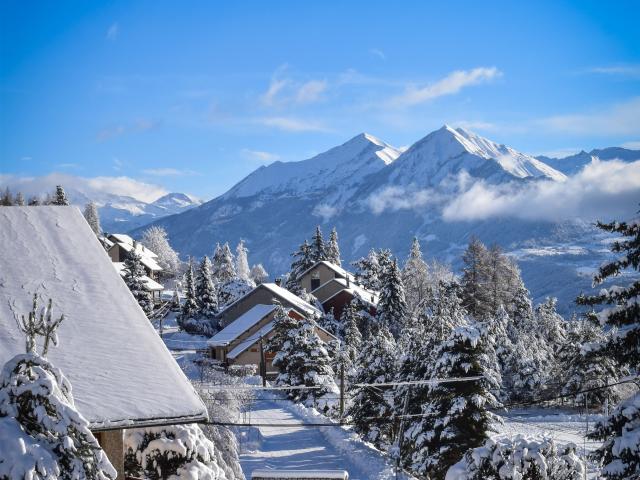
[275,278,282,287]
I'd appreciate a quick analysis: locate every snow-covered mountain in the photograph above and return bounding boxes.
[537,147,640,175]
[100,192,201,232]
[133,126,636,314]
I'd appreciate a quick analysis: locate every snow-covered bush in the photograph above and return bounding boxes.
[124,423,227,480]
[0,354,115,480]
[445,435,585,480]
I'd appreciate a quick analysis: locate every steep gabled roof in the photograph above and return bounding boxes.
[0,207,207,430]
[208,304,277,347]
[298,260,349,280]
[113,262,164,292]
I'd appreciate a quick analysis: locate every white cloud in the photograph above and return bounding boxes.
[96,118,159,142]
[441,160,640,222]
[241,149,281,164]
[295,80,327,104]
[261,66,326,106]
[367,186,442,214]
[106,23,119,41]
[0,173,169,204]
[142,168,198,176]
[540,97,640,136]
[585,65,640,77]
[388,67,502,108]
[621,141,640,150]
[369,48,386,60]
[312,203,339,222]
[257,116,329,132]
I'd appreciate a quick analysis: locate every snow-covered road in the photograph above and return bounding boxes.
[238,397,411,480]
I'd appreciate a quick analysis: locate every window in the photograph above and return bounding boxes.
[311,271,320,291]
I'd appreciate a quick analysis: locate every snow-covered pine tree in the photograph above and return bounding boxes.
[447,435,585,480]
[310,225,327,262]
[402,237,430,318]
[83,201,102,236]
[28,195,40,206]
[484,305,516,401]
[124,424,228,480]
[352,248,382,290]
[52,185,70,206]
[141,226,182,278]
[561,318,621,408]
[266,304,299,384]
[460,236,492,319]
[326,227,341,266]
[577,214,640,478]
[285,239,314,292]
[196,256,218,319]
[15,191,25,206]
[377,258,409,338]
[211,242,236,284]
[0,296,116,480]
[123,250,153,316]
[340,301,363,372]
[0,187,13,206]
[250,263,269,284]
[403,324,501,479]
[318,307,340,337]
[179,260,199,324]
[235,240,253,283]
[347,324,397,448]
[421,280,468,343]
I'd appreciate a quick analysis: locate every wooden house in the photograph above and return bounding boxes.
[208,304,336,374]
[0,207,208,478]
[216,282,321,329]
[106,233,163,281]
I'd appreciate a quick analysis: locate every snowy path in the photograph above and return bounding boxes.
[238,397,410,480]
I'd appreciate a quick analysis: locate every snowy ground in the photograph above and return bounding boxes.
[237,395,413,480]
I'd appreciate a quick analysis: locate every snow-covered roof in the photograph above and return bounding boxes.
[112,262,164,292]
[208,304,277,347]
[261,283,321,317]
[320,278,379,307]
[299,260,349,280]
[0,207,207,430]
[227,321,276,359]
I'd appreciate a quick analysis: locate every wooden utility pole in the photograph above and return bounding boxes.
[395,386,411,480]
[259,332,266,387]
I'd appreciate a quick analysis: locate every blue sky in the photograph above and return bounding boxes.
[1,0,639,201]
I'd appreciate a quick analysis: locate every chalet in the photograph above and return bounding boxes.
[106,233,163,281]
[298,261,379,320]
[216,281,321,329]
[0,207,208,478]
[208,304,336,374]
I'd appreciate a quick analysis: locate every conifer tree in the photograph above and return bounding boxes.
[123,250,153,316]
[310,225,327,262]
[267,304,299,381]
[377,258,409,338]
[286,239,314,292]
[352,249,382,290]
[326,227,341,266]
[83,201,102,236]
[15,191,25,206]
[577,214,640,478]
[195,256,218,319]
[52,185,70,206]
[1,187,14,206]
[340,301,363,371]
[403,324,501,479]
[179,260,199,322]
[28,195,40,206]
[347,324,397,448]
